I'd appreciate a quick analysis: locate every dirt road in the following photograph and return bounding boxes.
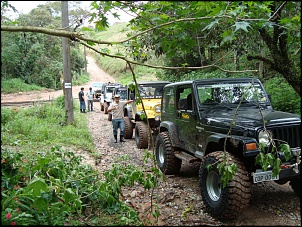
[1,55,300,226]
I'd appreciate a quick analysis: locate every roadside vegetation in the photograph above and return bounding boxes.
[1,97,161,226]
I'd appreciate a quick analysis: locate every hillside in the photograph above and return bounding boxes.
[88,22,162,85]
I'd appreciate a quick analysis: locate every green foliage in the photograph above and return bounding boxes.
[1,99,161,225]
[54,95,65,109]
[1,78,45,93]
[217,161,238,189]
[1,106,19,124]
[263,76,301,115]
[1,101,93,150]
[256,140,291,177]
[1,2,86,90]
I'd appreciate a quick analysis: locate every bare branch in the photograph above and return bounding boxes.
[78,39,257,73]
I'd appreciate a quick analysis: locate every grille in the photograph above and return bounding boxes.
[271,125,300,148]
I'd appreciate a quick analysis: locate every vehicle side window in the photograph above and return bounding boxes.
[177,87,192,110]
[163,87,174,114]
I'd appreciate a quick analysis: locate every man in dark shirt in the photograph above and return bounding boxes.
[78,87,86,113]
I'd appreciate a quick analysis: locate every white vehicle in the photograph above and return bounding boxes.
[100,82,122,114]
[90,82,104,100]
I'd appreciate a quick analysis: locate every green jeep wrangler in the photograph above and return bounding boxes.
[156,78,300,220]
[123,81,171,149]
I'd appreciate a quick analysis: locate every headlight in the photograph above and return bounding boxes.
[155,116,160,121]
[155,105,161,113]
[258,130,271,146]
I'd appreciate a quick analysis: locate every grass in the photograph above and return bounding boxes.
[1,96,94,153]
[1,78,46,93]
[1,96,157,226]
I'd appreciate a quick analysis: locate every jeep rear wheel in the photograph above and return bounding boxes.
[104,102,109,114]
[123,117,133,139]
[199,151,252,220]
[155,131,182,174]
[135,121,149,149]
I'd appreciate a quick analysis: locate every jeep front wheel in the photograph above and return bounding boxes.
[155,131,182,174]
[135,121,149,149]
[199,151,252,220]
[123,117,133,139]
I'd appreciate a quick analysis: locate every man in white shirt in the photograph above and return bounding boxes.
[108,94,134,143]
[86,87,95,112]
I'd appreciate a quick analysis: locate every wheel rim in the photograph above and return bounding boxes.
[158,143,164,165]
[206,171,221,202]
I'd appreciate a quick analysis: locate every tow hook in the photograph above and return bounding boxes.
[280,156,300,173]
[293,156,301,173]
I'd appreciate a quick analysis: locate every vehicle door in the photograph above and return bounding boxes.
[175,86,197,152]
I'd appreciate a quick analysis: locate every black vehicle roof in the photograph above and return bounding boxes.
[115,86,127,90]
[164,78,261,88]
[103,82,122,87]
[128,81,171,85]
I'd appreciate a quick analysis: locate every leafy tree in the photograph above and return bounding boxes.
[91,1,300,96]
[1,1,88,89]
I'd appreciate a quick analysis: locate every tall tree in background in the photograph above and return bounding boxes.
[1,1,301,97]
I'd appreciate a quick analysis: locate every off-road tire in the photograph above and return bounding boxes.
[108,112,112,121]
[289,179,300,196]
[104,102,109,114]
[135,121,149,149]
[123,116,133,139]
[199,151,252,220]
[155,131,182,174]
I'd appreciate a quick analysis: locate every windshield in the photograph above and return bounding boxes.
[139,84,166,98]
[106,87,115,93]
[117,90,127,100]
[197,82,268,105]
[92,82,103,88]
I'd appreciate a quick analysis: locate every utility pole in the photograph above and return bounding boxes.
[61,1,74,124]
[84,45,87,74]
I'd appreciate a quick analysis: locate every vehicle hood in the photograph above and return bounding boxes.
[204,109,300,128]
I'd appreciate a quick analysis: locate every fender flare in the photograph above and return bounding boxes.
[135,111,146,121]
[124,106,133,118]
[206,134,260,156]
[159,121,181,147]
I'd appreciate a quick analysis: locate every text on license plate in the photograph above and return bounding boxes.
[253,171,279,183]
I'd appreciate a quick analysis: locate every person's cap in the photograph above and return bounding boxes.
[89,87,92,89]
[114,94,120,98]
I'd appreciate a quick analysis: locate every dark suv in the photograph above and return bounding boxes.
[156,78,300,220]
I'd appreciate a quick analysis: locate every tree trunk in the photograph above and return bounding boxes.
[62,1,74,124]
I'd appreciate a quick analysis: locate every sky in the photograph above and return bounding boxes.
[8,1,135,25]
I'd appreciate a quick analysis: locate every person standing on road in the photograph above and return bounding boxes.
[79,87,86,113]
[107,94,134,143]
[86,87,94,112]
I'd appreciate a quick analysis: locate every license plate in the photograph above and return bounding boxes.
[253,171,279,183]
